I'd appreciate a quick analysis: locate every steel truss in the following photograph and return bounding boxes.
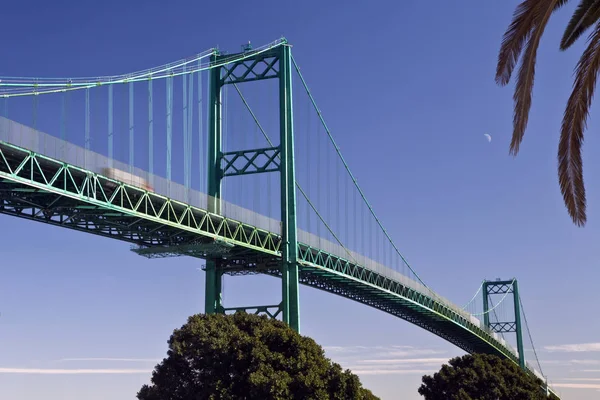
[0,143,555,396]
[0,139,520,365]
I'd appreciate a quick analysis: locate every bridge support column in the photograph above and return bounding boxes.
[483,278,526,369]
[202,40,300,332]
[512,279,525,369]
[279,44,300,332]
[482,282,490,329]
[204,260,223,313]
[205,50,224,315]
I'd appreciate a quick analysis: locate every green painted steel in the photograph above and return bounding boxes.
[132,239,235,258]
[513,280,526,369]
[205,50,223,315]
[0,140,559,398]
[220,50,280,85]
[483,282,490,328]
[222,304,283,319]
[483,279,526,369]
[0,37,559,397]
[0,141,282,253]
[279,44,300,332]
[221,146,281,177]
[204,42,301,332]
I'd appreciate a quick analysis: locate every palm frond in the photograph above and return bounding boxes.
[510,0,569,155]
[559,23,600,226]
[560,0,600,50]
[496,0,570,86]
[496,0,540,86]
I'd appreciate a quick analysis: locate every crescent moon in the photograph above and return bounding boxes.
[484,134,492,143]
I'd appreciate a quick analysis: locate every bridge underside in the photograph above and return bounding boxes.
[0,184,502,358]
[0,141,521,369]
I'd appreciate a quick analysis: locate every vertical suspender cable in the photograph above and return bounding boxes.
[222,83,227,206]
[32,91,39,152]
[291,55,432,290]
[326,134,330,240]
[316,123,321,239]
[148,78,153,183]
[60,93,66,159]
[0,98,5,145]
[122,84,127,169]
[267,81,272,220]
[188,67,194,194]
[108,85,114,168]
[129,81,134,173]
[166,74,173,183]
[197,61,203,194]
[345,166,349,250]
[306,92,311,235]
[183,65,189,193]
[85,88,90,168]
[337,151,341,244]
[0,98,5,146]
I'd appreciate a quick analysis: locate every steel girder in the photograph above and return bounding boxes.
[221,147,281,177]
[0,141,281,256]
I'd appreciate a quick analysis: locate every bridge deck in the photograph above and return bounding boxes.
[0,139,556,397]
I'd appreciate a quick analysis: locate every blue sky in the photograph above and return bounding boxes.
[1,0,600,399]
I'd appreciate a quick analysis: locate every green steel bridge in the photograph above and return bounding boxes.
[0,38,559,397]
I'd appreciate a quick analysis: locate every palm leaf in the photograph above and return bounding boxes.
[496,0,541,86]
[510,0,570,155]
[558,23,600,226]
[560,0,600,50]
[496,0,570,86]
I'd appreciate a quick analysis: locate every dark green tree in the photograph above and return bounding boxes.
[137,313,379,400]
[418,353,557,400]
[496,0,600,226]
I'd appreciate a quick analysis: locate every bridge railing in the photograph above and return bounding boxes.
[1,115,541,377]
[0,116,283,234]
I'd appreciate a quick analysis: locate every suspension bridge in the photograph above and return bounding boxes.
[0,38,559,398]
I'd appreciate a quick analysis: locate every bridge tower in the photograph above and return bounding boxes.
[482,278,525,369]
[203,39,300,332]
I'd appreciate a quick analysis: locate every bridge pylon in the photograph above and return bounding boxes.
[203,39,300,332]
[482,278,525,369]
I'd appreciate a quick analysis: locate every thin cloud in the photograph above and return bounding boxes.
[57,358,159,363]
[535,360,562,365]
[545,343,600,353]
[569,360,600,365]
[351,368,435,375]
[0,367,150,375]
[323,345,446,358]
[384,349,445,357]
[560,378,600,382]
[356,358,449,365]
[552,383,600,389]
[323,346,372,353]
[323,345,412,353]
[322,345,456,377]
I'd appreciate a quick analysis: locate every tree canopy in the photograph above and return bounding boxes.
[137,312,379,400]
[418,353,559,400]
